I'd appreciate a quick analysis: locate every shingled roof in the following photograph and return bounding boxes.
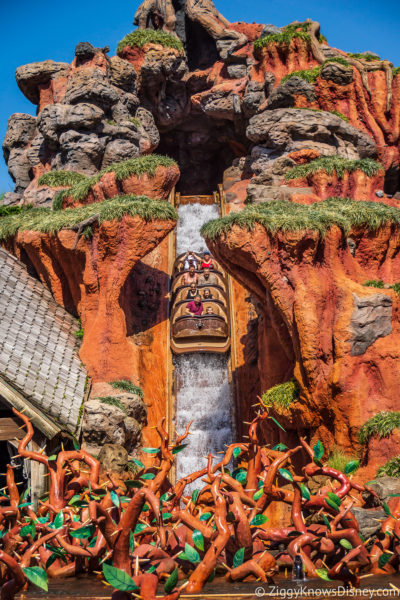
[0,248,88,436]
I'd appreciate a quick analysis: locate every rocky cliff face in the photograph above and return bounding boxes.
[2,6,400,474]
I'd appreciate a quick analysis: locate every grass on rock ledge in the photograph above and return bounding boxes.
[201,197,400,241]
[377,456,400,478]
[285,156,382,181]
[0,195,177,241]
[254,31,311,55]
[38,171,87,188]
[51,155,177,210]
[327,447,360,473]
[358,411,400,444]
[261,379,299,411]
[110,380,144,398]
[117,30,183,54]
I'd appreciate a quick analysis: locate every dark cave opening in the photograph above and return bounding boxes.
[158,116,246,194]
[384,164,400,197]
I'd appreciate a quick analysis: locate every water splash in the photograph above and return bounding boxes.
[174,353,234,492]
[176,203,219,255]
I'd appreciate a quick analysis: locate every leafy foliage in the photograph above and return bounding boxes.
[285,156,382,181]
[363,279,384,288]
[377,456,400,478]
[0,204,32,218]
[254,31,311,56]
[358,411,400,444]
[281,66,321,84]
[37,171,87,188]
[53,155,177,207]
[117,29,184,53]
[0,195,177,241]
[201,197,400,241]
[110,379,144,398]
[323,57,350,67]
[393,67,400,78]
[97,396,128,414]
[327,446,359,472]
[261,379,299,411]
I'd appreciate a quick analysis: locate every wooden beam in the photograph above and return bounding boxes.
[0,417,25,441]
[0,377,60,439]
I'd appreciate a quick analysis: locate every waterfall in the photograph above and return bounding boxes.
[173,202,235,491]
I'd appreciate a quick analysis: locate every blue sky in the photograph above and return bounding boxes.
[1,0,399,192]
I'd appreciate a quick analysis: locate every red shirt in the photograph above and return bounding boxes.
[201,260,214,269]
[186,300,203,315]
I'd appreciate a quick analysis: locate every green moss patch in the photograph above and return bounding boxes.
[358,411,400,444]
[281,67,321,84]
[110,380,144,398]
[0,205,32,218]
[348,52,380,62]
[322,57,351,68]
[0,195,177,241]
[377,456,400,478]
[327,447,360,472]
[254,31,311,56]
[117,29,183,54]
[53,155,177,210]
[363,279,385,288]
[262,379,299,411]
[291,107,349,122]
[201,197,400,241]
[97,396,127,414]
[285,156,382,181]
[38,171,88,188]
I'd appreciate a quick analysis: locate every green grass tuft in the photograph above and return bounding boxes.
[254,31,311,55]
[377,456,400,478]
[281,67,321,84]
[110,380,144,398]
[117,29,183,54]
[348,52,380,62]
[363,279,384,288]
[0,205,32,218]
[128,117,142,127]
[261,379,299,411]
[358,411,400,444]
[329,110,349,122]
[52,155,177,208]
[327,447,360,472]
[38,171,88,189]
[391,283,400,296]
[97,396,128,414]
[201,197,400,241]
[322,57,351,68]
[0,195,177,241]
[285,156,382,181]
[291,107,349,122]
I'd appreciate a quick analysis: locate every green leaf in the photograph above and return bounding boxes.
[253,488,263,501]
[139,473,155,480]
[20,523,36,538]
[172,444,187,454]
[200,512,212,521]
[272,443,288,451]
[45,553,58,569]
[91,488,107,497]
[232,468,247,484]
[89,536,98,548]
[192,530,204,552]
[110,490,120,507]
[278,468,293,482]
[132,458,145,469]
[70,525,95,539]
[53,511,64,529]
[300,484,310,501]
[35,516,49,525]
[68,494,82,506]
[322,514,331,531]
[19,487,31,503]
[344,459,360,474]
[250,514,268,527]
[125,480,143,489]
[22,567,48,592]
[164,568,178,594]
[325,498,340,512]
[233,547,245,568]
[233,447,242,458]
[134,523,148,534]
[379,552,391,568]
[162,512,172,521]
[102,563,139,592]
[383,502,392,517]
[327,492,341,507]
[207,568,216,583]
[141,447,159,454]
[72,437,80,451]
[192,489,200,504]
[313,440,324,462]
[388,494,400,498]
[183,542,200,564]
[120,496,131,503]
[268,415,286,432]
[339,538,353,550]
[315,568,331,581]
[48,455,57,462]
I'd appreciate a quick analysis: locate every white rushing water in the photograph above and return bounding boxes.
[176,203,219,255]
[174,202,235,490]
[174,353,234,490]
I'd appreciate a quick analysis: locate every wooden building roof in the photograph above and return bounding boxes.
[0,248,88,437]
